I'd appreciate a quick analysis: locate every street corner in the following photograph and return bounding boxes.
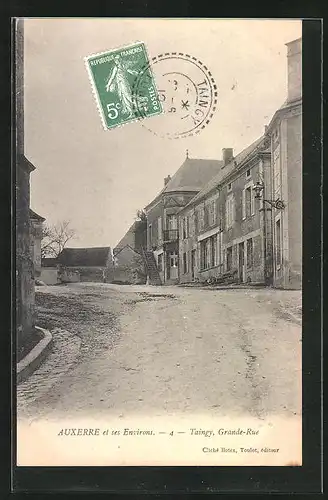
[17,326,53,385]
[17,327,82,417]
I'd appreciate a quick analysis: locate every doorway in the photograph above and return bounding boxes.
[238,242,245,283]
[191,249,196,280]
[167,251,178,280]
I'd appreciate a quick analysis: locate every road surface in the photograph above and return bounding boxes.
[17,283,302,421]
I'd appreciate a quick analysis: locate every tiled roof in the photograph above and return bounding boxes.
[29,209,45,221]
[144,157,224,210]
[182,136,266,210]
[57,247,111,267]
[164,158,224,193]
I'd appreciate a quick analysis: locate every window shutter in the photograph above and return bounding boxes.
[242,189,246,219]
[158,217,162,241]
[210,200,215,225]
[232,196,235,224]
[251,183,255,215]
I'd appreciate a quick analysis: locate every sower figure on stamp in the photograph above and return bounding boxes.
[105,55,139,119]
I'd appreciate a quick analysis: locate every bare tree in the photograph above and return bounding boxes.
[41,220,76,258]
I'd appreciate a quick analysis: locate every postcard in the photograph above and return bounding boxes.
[16,17,302,467]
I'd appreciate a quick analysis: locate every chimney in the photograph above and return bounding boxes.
[286,38,302,103]
[164,174,171,186]
[222,148,234,166]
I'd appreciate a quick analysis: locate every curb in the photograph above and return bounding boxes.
[17,326,53,385]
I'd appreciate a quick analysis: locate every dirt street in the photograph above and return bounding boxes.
[17,283,302,422]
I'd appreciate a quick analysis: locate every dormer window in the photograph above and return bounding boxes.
[246,169,251,178]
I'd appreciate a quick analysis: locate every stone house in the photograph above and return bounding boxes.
[112,220,147,284]
[178,36,302,289]
[178,138,272,285]
[265,38,302,289]
[118,37,302,290]
[16,19,36,352]
[56,247,114,282]
[144,154,223,284]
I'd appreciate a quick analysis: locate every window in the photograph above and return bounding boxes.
[228,182,232,192]
[245,186,252,217]
[242,184,254,219]
[200,240,207,270]
[183,252,187,274]
[246,169,251,178]
[198,206,205,232]
[211,235,217,267]
[200,235,217,270]
[148,224,152,246]
[157,253,163,272]
[246,238,253,268]
[208,200,216,226]
[226,195,234,229]
[157,217,162,242]
[182,216,189,239]
[169,251,178,268]
[276,219,282,268]
[189,213,194,236]
[226,246,233,271]
[166,215,178,240]
[167,214,177,230]
[273,146,282,199]
[206,239,211,268]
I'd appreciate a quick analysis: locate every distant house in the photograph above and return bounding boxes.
[29,209,45,278]
[112,220,147,284]
[56,247,114,282]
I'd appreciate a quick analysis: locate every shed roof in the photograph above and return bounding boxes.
[57,247,111,267]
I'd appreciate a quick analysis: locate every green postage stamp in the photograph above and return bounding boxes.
[85,42,163,130]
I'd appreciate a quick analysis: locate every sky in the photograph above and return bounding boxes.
[24,18,301,249]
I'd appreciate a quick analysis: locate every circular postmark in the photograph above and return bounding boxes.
[132,52,218,139]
